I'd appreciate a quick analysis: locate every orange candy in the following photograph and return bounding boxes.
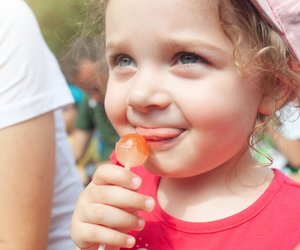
[115,134,149,169]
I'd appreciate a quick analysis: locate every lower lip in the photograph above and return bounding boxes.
[146,130,186,151]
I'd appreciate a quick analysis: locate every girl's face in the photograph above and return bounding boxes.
[105,0,265,177]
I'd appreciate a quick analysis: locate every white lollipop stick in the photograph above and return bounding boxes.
[98,244,105,250]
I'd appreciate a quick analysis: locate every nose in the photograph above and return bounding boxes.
[127,69,170,113]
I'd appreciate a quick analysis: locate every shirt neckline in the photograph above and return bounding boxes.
[152,169,284,233]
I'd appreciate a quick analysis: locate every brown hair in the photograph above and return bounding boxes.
[217,0,299,153]
[218,0,299,101]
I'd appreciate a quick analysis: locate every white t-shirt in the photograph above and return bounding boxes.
[0,1,83,249]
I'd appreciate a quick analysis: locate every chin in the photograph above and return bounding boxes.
[143,161,190,178]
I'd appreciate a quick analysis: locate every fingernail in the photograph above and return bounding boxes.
[126,236,135,247]
[132,176,141,188]
[138,219,145,230]
[145,198,155,210]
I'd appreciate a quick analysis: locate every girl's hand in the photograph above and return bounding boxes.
[71,163,155,250]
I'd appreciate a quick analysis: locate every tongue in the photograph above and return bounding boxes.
[136,127,184,140]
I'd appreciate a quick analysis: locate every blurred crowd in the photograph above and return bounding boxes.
[60,35,119,185]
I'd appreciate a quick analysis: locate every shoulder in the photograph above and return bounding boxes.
[274,170,300,202]
[275,169,300,187]
[0,0,47,63]
[0,0,30,14]
[0,0,38,32]
[0,0,45,65]
[0,0,73,129]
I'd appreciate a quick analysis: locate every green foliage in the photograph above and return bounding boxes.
[26,0,88,58]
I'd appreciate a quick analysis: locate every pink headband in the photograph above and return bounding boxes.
[250,0,300,63]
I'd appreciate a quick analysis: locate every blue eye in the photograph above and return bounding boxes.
[178,53,200,64]
[116,55,134,67]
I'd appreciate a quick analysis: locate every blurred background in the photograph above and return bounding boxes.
[26,0,86,58]
[26,0,114,185]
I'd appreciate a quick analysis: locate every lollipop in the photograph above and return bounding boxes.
[98,134,149,250]
[115,133,149,169]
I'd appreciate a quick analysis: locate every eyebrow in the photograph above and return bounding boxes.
[163,37,227,55]
[106,37,228,56]
[106,41,125,53]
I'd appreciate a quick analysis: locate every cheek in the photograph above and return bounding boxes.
[104,84,126,134]
[183,83,262,133]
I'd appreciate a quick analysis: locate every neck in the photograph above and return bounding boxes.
[157,150,274,222]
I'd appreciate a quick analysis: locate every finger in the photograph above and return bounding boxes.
[92,163,142,190]
[80,203,145,231]
[87,184,155,212]
[72,223,136,249]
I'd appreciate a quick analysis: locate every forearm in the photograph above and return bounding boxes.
[0,112,55,249]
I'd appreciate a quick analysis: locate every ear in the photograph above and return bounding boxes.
[258,81,294,115]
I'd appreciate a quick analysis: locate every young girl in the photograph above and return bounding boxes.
[71,0,300,249]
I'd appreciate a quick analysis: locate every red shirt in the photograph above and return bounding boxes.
[111,155,300,250]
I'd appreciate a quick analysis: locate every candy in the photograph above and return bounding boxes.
[115,133,149,169]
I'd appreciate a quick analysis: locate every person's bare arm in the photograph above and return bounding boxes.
[268,126,300,168]
[70,129,93,162]
[0,111,55,250]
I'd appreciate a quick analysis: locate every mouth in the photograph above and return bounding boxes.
[135,127,186,150]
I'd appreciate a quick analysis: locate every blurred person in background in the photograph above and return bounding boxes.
[0,1,83,249]
[254,61,300,182]
[61,36,119,185]
[62,82,84,135]
[266,100,300,182]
